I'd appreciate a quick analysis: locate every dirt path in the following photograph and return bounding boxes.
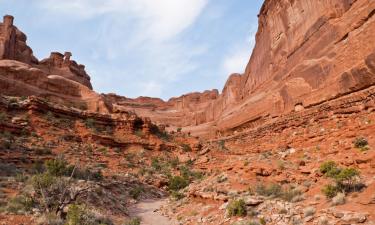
[129,198,177,225]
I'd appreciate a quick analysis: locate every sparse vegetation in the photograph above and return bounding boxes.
[168,176,189,191]
[66,204,113,225]
[0,112,7,123]
[320,161,363,198]
[256,183,282,197]
[331,192,346,205]
[227,199,247,217]
[129,186,144,200]
[85,118,96,129]
[170,190,185,200]
[353,137,370,151]
[180,143,192,152]
[123,217,141,225]
[303,206,316,217]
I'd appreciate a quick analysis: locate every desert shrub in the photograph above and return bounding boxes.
[320,161,341,178]
[218,140,227,151]
[322,184,339,198]
[227,199,247,217]
[31,172,57,190]
[176,127,182,132]
[34,148,52,155]
[32,160,45,174]
[36,213,64,225]
[6,194,35,214]
[15,173,28,183]
[84,118,96,129]
[281,188,302,202]
[73,167,103,181]
[158,131,170,141]
[179,165,203,180]
[168,176,189,191]
[151,157,162,171]
[134,129,144,138]
[303,207,316,217]
[129,187,144,200]
[332,192,346,206]
[0,112,7,122]
[66,204,113,225]
[44,158,74,177]
[170,191,185,200]
[256,183,282,197]
[168,157,180,169]
[320,162,362,198]
[123,217,141,225]
[353,137,368,149]
[180,143,192,152]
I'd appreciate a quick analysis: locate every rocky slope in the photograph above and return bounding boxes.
[0,0,375,224]
[106,0,375,137]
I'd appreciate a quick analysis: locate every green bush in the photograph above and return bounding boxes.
[180,143,192,152]
[353,137,368,149]
[151,157,162,171]
[168,176,189,191]
[256,183,282,197]
[123,218,141,225]
[320,161,341,178]
[6,194,35,214]
[85,118,96,129]
[320,162,362,198]
[31,173,57,190]
[129,187,144,200]
[281,188,302,202]
[0,112,7,123]
[170,191,185,200]
[177,127,182,132]
[66,204,113,225]
[45,158,73,177]
[322,184,339,198]
[227,199,247,217]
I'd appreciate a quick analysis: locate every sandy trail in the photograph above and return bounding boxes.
[129,198,177,225]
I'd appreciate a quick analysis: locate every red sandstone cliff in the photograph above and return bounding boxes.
[0,15,108,112]
[106,0,375,136]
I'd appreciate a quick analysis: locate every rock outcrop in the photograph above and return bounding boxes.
[0,15,37,64]
[0,15,106,112]
[107,0,375,136]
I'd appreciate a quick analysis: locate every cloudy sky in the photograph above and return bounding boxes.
[0,0,263,100]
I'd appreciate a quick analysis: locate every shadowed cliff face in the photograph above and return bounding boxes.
[106,0,375,136]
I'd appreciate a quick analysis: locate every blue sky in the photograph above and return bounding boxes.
[0,0,263,100]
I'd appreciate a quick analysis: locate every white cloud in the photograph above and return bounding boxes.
[221,28,257,76]
[38,0,208,42]
[139,81,163,97]
[35,0,209,99]
[222,49,250,75]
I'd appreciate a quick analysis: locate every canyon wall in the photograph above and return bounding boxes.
[107,0,375,136]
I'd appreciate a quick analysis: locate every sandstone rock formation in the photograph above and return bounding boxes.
[107,0,375,137]
[0,15,107,113]
[0,15,37,64]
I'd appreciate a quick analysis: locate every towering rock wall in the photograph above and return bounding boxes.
[109,0,375,135]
